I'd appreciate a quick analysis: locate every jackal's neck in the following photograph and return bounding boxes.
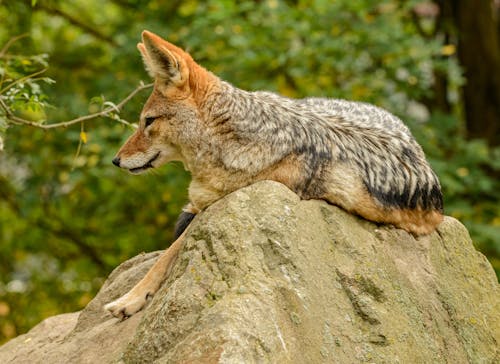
[187,63,220,107]
[208,81,333,132]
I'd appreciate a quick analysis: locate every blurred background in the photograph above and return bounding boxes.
[0,0,498,344]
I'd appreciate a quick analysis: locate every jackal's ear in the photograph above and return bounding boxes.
[137,43,155,78]
[138,31,187,85]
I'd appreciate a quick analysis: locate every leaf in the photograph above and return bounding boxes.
[441,44,456,56]
[103,101,119,112]
[90,96,104,104]
[42,77,56,84]
[80,131,88,144]
[0,115,8,132]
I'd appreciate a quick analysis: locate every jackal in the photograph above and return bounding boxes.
[105,31,443,318]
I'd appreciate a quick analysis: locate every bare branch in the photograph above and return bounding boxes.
[0,33,29,58]
[33,2,117,46]
[0,68,48,95]
[0,82,153,129]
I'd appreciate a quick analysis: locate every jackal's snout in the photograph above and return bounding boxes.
[112,157,121,167]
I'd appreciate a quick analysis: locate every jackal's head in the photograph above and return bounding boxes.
[112,31,216,174]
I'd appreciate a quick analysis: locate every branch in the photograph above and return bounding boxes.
[0,68,48,95]
[0,33,29,58]
[108,0,140,10]
[0,175,21,214]
[0,82,153,129]
[34,216,107,269]
[33,2,117,46]
[0,176,105,269]
[411,1,441,39]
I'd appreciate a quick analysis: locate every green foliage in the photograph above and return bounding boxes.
[0,0,498,344]
[0,41,53,139]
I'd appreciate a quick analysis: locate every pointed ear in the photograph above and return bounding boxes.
[138,31,186,85]
[137,43,155,78]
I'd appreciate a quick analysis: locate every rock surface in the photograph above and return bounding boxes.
[0,181,498,363]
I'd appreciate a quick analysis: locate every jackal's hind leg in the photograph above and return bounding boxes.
[104,230,186,319]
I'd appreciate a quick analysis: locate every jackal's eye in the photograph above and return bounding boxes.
[145,117,156,128]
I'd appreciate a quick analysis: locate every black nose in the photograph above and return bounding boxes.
[112,157,121,167]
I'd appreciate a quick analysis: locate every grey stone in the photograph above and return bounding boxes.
[0,181,498,363]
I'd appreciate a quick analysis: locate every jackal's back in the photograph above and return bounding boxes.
[209,83,443,234]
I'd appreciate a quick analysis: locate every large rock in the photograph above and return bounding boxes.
[0,181,498,363]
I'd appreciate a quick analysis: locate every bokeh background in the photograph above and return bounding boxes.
[0,0,498,344]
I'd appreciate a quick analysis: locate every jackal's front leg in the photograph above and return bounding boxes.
[104,230,186,319]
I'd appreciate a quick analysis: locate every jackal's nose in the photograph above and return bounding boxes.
[112,157,121,167]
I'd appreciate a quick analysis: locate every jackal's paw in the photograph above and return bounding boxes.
[104,290,152,319]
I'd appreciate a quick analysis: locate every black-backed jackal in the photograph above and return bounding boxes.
[105,31,443,318]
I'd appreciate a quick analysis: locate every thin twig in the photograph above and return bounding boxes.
[0,33,29,58]
[0,82,153,129]
[0,68,48,95]
[33,2,117,46]
[71,121,85,170]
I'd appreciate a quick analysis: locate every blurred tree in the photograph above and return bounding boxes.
[417,0,500,146]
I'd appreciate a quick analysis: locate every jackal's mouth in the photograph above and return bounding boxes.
[129,152,160,174]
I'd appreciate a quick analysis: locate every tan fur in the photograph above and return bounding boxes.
[353,192,443,235]
[390,209,443,236]
[187,154,305,211]
[188,177,226,211]
[323,163,443,235]
[116,127,149,157]
[256,154,304,188]
[104,230,186,318]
